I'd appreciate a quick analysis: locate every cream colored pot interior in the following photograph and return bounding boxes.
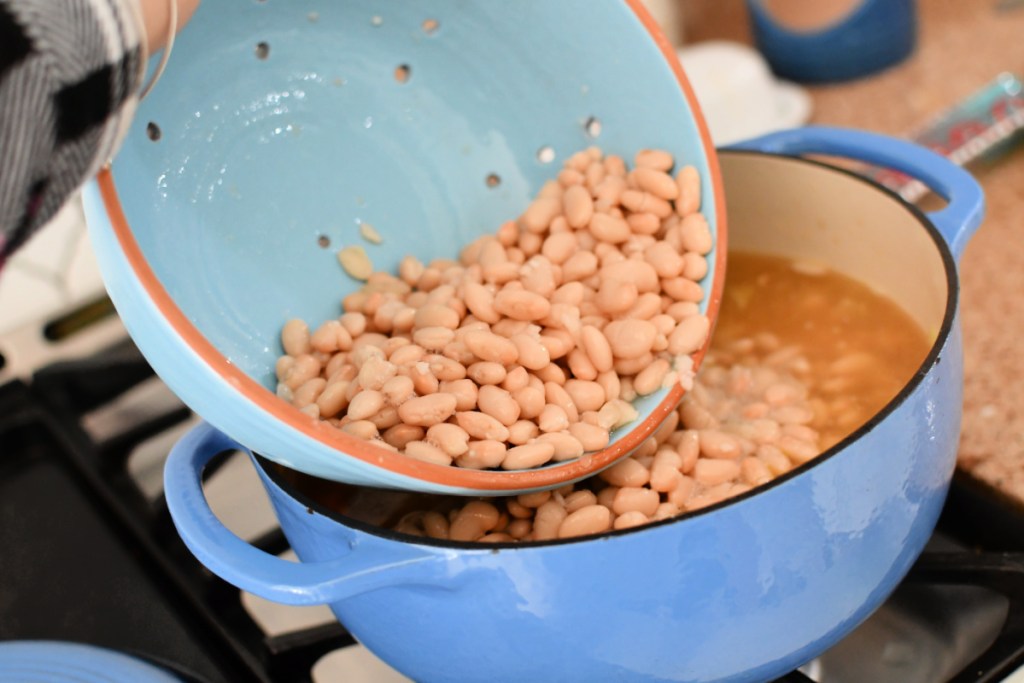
[720,153,951,339]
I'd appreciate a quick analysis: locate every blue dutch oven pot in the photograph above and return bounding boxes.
[164,127,984,683]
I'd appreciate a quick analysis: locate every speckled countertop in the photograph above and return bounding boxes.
[686,0,1024,502]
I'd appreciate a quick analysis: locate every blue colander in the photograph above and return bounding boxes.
[82,0,725,495]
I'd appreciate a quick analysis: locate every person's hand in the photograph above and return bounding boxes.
[138,0,201,53]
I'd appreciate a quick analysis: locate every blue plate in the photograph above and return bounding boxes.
[0,642,183,683]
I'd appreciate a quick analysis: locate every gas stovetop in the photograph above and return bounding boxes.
[3,334,1024,683]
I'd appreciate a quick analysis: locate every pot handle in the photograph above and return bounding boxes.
[163,422,453,606]
[728,126,985,260]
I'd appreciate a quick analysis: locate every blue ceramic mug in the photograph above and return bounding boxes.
[747,0,917,82]
[164,128,983,682]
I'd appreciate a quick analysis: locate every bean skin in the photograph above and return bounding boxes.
[668,315,711,355]
[562,251,600,282]
[501,366,530,392]
[568,422,610,451]
[427,356,467,381]
[533,501,568,541]
[522,197,561,234]
[536,431,585,461]
[413,326,455,352]
[603,320,657,359]
[467,361,507,386]
[581,325,614,373]
[538,404,571,433]
[510,334,550,370]
[612,487,660,517]
[635,149,674,171]
[426,423,471,456]
[477,385,521,427]
[310,320,349,353]
[601,260,660,293]
[682,253,708,281]
[600,457,651,487]
[699,429,743,459]
[382,423,425,450]
[645,242,685,279]
[316,381,350,418]
[464,329,519,365]
[341,420,378,440]
[621,189,672,218]
[544,382,579,422]
[649,449,683,492]
[614,511,650,530]
[347,390,385,420]
[633,359,671,396]
[563,185,594,229]
[693,459,742,487]
[397,393,457,427]
[455,411,511,442]
[564,379,606,413]
[457,440,507,469]
[293,378,326,408]
[284,354,321,390]
[518,491,551,508]
[663,277,705,303]
[559,491,594,515]
[626,212,661,235]
[675,166,701,216]
[282,319,310,356]
[667,474,696,510]
[502,442,556,470]
[463,282,501,324]
[566,349,599,382]
[404,440,453,466]
[507,419,540,445]
[680,213,713,254]
[632,167,679,200]
[589,214,631,244]
[558,505,612,538]
[450,502,501,541]
[493,289,552,321]
[358,356,397,391]
[414,304,460,330]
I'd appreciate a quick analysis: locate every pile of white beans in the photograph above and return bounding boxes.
[391,333,821,541]
[275,147,713,470]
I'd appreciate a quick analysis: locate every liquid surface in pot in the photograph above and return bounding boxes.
[279,250,933,535]
[713,251,932,450]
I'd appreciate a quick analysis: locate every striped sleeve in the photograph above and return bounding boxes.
[0,0,146,265]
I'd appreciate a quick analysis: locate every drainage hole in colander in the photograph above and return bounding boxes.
[255,42,270,60]
[536,146,555,164]
[146,122,161,141]
[486,173,501,188]
[317,234,331,249]
[584,116,602,138]
[394,64,411,84]
[371,15,383,26]
[308,11,319,23]
[422,18,439,34]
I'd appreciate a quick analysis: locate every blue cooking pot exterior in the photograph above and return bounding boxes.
[164,128,984,683]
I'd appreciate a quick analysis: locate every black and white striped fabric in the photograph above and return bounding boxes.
[0,0,145,265]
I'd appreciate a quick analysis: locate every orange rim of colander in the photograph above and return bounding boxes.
[98,0,728,491]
